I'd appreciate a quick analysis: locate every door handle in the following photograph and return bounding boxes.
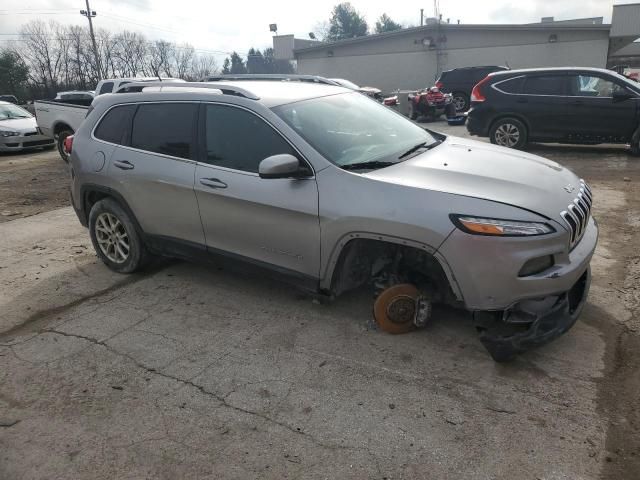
[114,160,135,170]
[516,98,528,104]
[572,100,584,105]
[200,178,228,189]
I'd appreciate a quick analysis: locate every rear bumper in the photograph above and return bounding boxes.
[465,107,492,136]
[474,268,591,361]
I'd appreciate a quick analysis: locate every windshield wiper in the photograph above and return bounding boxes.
[398,140,442,159]
[341,160,397,171]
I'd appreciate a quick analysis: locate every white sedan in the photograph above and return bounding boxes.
[0,101,54,152]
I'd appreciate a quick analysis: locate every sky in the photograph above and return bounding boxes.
[0,0,632,63]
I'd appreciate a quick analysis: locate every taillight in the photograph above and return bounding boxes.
[435,81,443,89]
[470,76,491,102]
[64,134,74,154]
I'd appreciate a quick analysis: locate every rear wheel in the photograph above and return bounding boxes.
[89,198,149,273]
[490,118,527,149]
[452,92,469,112]
[56,129,73,163]
[409,104,418,120]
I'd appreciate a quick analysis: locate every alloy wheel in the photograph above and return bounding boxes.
[453,95,467,112]
[494,123,521,147]
[95,212,130,264]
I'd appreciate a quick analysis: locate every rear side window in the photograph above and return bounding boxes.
[522,76,566,96]
[98,82,114,95]
[94,105,136,144]
[131,103,197,159]
[495,77,525,94]
[204,104,296,173]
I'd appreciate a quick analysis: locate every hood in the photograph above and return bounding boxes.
[365,136,583,224]
[0,117,38,133]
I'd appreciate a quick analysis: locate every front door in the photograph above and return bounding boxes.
[566,73,638,142]
[194,103,320,279]
[106,102,204,246]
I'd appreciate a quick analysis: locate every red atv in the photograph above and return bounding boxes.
[408,86,456,121]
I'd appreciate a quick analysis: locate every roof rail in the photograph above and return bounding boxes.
[203,74,338,86]
[114,81,260,100]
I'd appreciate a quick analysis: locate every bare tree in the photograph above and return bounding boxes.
[15,19,222,95]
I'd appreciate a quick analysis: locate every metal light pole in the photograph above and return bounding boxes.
[80,0,103,79]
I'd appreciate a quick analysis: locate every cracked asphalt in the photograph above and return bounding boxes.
[1,127,639,479]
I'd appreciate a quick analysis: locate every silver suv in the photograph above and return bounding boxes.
[68,81,597,361]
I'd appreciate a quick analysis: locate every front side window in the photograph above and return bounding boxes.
[522,76,566,96]
[98,82,114,95]
[204,104,296,173]
[94,105,136,144]
[273,92,439,168]
[131,103,197,159]
[569,75,625,97]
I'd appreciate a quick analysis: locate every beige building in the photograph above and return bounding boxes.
[275,4,640,93]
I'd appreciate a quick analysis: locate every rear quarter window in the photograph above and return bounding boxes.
[93,104,136,144]
[494,77,524,94]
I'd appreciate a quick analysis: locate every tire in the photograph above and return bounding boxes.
[56,129,73,163]
[88,198,149,273]
[630,126,640,156]
[409,104,418,120]
[452,92,469,112]
[489,117,528,149]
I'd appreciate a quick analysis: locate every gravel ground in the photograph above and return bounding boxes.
[0,123,638,479]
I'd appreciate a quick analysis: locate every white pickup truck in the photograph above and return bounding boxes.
[36,78,184,161]
[34,99,90,161]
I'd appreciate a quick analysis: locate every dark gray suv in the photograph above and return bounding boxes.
[67,81,597,361]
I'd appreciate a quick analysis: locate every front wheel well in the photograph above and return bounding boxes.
[329,238,459,305]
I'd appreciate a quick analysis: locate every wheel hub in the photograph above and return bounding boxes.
[386,295,417,324]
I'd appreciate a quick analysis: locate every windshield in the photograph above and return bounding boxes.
[0,103,32,119]
[332,78,360,90]
[273,92,439,168]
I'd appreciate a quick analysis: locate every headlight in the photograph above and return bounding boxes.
[0,130,19,137]
[451,215,555,236]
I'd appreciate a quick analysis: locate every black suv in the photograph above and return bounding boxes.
[436,66,508,112]
[466,67,640,152]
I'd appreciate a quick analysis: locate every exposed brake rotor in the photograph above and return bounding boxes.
[373,284,420,334]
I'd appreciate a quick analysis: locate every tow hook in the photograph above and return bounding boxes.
[373,284,432,334]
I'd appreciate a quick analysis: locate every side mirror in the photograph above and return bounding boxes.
[258,154,308,179]
[612,90,633,102]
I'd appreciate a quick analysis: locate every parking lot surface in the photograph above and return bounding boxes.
[1,126,639,479]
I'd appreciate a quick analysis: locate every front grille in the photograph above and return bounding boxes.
[23,139,54,147]
[560,179,593,249]
[24,131,38,136]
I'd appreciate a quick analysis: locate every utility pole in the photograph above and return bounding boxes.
[80,0,103,79]
[420,8,424,26]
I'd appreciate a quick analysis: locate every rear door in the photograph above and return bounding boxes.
[518,74,570,141]
[566,73,639,142]
[194,103,321,279]
[105,102,205,246]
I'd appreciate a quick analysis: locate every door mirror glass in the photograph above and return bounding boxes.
[258,154,303,179]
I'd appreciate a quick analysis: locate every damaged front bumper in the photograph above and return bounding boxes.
[473,268,591,362]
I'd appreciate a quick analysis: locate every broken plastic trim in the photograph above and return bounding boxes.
[473,269,591,362]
